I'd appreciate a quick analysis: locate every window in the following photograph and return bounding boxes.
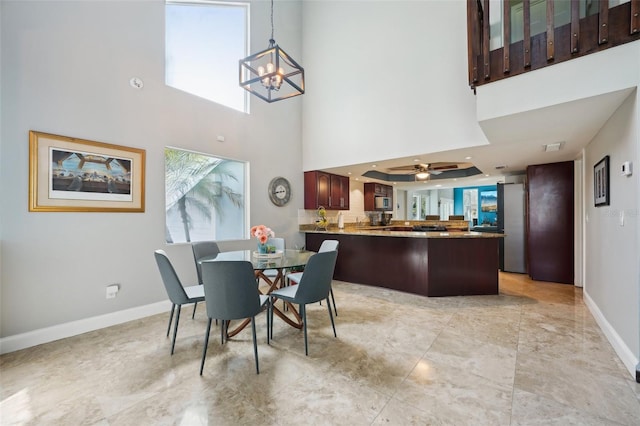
[165,147,247,243]
[165,1,249,112]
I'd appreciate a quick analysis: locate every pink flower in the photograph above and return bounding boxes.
[250,225,274,244]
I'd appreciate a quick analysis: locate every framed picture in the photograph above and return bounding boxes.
[29,131,146,212]
[480,190,497,212]
[594,155,610,207]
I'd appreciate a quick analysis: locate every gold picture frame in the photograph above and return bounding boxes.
[29,131,146,212]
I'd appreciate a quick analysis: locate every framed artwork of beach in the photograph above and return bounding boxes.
[29,131,146,212]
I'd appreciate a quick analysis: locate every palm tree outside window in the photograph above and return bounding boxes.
[165,147,246,243]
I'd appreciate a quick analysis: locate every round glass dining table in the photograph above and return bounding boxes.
[200,249,314,337]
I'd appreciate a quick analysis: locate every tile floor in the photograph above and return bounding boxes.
[1,272,640,425]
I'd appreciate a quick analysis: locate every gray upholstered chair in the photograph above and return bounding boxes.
[154,250,205,355]
[191,241,221,319]
[261,237,285,283]
[199,260,269,375]
[269,250,338,355]
[286,239,339,316]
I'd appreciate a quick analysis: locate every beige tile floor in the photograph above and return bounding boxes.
[2,272,640,425]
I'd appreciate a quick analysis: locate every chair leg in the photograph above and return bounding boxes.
[192,302,197,319]
[167,304,176,337]
[171,305,182,355]
[265,302,270,345]
[330,288,338,317]
[251,317,259,374]
[200,318,212,375]
[269,297,274,340]
[326,296,337,338]
[301,304,308,356]
[220,320,226,345]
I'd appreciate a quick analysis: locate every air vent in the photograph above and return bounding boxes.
[544,142,564,152]
[495,165,508,170]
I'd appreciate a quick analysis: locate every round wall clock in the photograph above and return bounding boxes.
[268,177,292,206]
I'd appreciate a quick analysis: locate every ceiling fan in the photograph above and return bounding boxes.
[387,162,462,179]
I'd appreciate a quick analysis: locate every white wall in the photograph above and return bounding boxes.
[0,0,304,339]
[584,90,640,376]
[301,0,489,171]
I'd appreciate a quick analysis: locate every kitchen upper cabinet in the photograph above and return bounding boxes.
[364,183,393,211]
[304,171,349,210]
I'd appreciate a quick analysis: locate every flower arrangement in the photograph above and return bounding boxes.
[250,225,275,253]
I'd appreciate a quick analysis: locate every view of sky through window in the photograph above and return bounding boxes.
[166,1,248,112]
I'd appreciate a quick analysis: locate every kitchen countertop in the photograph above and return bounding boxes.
[303,228,504,239]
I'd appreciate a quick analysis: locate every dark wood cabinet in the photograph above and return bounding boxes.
[304,171,349,210]
[526,161,574,284]
[364,182,393,211]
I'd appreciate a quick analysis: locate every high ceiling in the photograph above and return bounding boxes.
[321,88,634,191]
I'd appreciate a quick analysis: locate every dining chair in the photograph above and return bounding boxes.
[154,250,205,355]
[261,237,285,284]
[286,240,339,316]
[191,241,221,319]
[269,250,338,356]
[199,260,270,375]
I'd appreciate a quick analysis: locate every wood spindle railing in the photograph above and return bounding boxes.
[467,0,640,90]
[503,0,511,73]
[571,0,580,53]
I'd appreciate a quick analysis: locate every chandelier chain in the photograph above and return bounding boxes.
[270,0,275,43]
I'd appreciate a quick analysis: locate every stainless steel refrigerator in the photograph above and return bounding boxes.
[497,183,526,273]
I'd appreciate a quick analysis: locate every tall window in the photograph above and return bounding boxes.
[165,1,249,112]
[165,147,247,243]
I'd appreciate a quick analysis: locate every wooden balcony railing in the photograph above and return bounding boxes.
[467,0,640,91]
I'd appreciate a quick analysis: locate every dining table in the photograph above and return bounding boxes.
[199,249,314,337]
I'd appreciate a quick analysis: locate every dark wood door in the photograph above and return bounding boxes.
[526,161,574,284]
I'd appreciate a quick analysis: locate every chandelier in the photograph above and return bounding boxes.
[239,0,304,103]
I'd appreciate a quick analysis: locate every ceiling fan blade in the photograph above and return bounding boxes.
[387,165,420,171]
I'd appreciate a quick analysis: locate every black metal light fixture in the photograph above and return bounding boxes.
[239,0,304,103]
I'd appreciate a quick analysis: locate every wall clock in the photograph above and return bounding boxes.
[268,177,291,206]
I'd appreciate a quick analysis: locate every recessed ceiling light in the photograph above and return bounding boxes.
[465,156,472,160]
[371,164,377,168]
[347,172,352,175]
[413,159,420,162]
[485,174,490,177]
[435,184,442,187]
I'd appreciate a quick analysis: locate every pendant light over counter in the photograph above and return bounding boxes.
[239,0,305,103]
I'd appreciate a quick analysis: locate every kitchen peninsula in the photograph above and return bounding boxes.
[303,222,504,297]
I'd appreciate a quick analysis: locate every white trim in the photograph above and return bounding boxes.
[583,291,639,379]
[0,300,172,355]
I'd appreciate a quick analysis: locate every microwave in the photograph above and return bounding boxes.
[375,196,391,210]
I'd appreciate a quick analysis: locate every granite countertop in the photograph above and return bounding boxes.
[303,228,505,239]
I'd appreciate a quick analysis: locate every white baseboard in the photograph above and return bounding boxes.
[0,300,172,355]
[583,291,639,379]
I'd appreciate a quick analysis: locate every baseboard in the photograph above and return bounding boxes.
[0,300,172,355]
[583,291,639,380]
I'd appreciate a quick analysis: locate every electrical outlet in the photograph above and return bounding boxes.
[106,284,119,299]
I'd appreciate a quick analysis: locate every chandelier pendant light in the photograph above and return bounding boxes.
[239,0,305,103]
